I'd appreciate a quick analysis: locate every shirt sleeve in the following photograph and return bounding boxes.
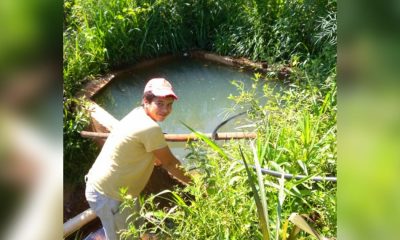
[140,125,167,152]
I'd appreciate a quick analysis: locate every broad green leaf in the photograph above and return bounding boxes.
[288,213,327,240]
[239,145,270,240]
[181,121,228,160]
[251,141,270,235]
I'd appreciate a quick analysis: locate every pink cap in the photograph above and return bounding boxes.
[144,78,178,100]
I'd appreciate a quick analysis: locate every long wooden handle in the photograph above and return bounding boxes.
[80,131,256,142]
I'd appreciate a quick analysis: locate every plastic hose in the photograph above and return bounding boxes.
[211,111,247,140]
[251,165,337,182]
[210,111,337,182]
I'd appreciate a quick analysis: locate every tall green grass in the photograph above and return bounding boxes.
[64,0,336,97]
[213,0,336,62]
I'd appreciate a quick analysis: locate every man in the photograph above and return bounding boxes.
[85,78,191,240]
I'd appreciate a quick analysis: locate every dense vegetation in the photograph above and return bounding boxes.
[63,0,336,238]
[64,0,336,96]
[121,62,336,239]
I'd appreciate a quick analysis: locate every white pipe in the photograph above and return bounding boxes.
[63,208,97,238]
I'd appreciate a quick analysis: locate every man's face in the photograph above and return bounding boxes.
[144,96,174,122]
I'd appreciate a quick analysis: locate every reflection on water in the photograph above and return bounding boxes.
[94,57,271,160]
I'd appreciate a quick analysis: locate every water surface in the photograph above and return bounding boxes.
[94,57,269,159]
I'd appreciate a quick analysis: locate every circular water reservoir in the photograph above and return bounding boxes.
[94,56,269,160]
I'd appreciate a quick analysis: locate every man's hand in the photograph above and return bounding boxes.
[154,158,162,166]
[153,146,192,185]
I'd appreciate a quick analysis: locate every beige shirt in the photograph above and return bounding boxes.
[87,107,167,200]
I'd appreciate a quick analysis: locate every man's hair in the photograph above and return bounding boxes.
[142,91,156,105]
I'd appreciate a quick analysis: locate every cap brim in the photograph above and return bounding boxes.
[152,89,178,100]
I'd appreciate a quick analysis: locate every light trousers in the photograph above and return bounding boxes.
[85,183,140,240]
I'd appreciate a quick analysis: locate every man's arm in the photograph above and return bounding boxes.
[153,146,192,185]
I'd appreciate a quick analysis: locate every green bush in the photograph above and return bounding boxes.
[63,96,98,185]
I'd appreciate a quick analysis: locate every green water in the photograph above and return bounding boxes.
[94,57,271,159]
